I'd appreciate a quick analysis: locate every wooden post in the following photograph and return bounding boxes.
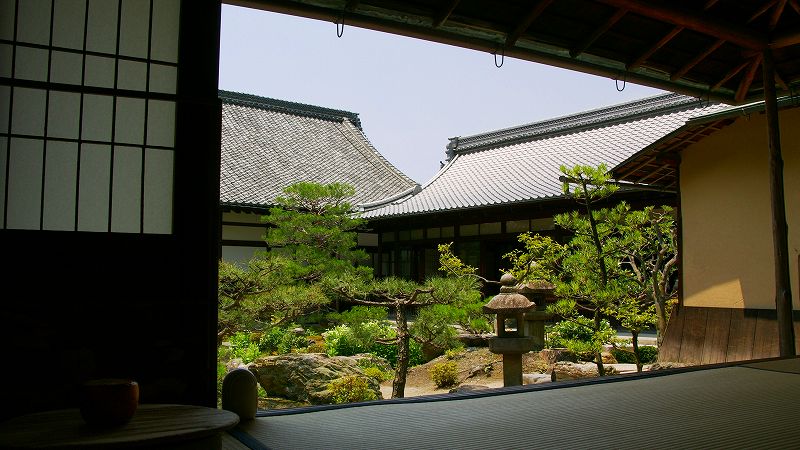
[762,49,796,357]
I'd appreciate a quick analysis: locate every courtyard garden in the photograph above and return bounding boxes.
[218,166,680,408]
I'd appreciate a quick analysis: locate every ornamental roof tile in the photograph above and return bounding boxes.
[362,93,727,219]
[219,90,417,209]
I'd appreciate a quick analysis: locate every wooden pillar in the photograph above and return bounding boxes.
[762,49,796,357]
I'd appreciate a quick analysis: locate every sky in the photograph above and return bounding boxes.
[218,5,666,184]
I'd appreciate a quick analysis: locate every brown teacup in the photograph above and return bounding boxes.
[79,378,139,427]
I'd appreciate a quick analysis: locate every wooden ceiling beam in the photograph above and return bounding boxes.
[637,163,672,184]
[735,55,763,103]
[790,0,800,16]
[617,156,656,180]
[433,0,461,27]
[771,28,800,48]
[774,69,789,91]
[712,60,751,91]
[626,0,724,70]
[505,0,553,48]
[627,26,683,71]
[671,38,724,81]
[645,170,676,187]
[748,0,780,24]
[570,8,627,58]
[770,0,788,30]
[594,0,767,49]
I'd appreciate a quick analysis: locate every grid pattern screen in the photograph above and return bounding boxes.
[1,0,180,233]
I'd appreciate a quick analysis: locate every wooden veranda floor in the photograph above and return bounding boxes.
[223,357,800,449]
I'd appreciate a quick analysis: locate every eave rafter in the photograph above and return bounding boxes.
[237,0,800,104]
[570,8,627,58]
[432,0,460,28]
[594,0,766,49]
[505,0,553,48]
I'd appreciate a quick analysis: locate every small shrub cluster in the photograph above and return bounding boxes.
[612,346,658,364]
[259,326,308,355]
[429,361,459,388]
[328,376,377,404]
[357,359,393,381]
[371,340,425,368]
[445,347,465,360]
[324,321,425,368]
[362,366,390,382]
[228,331,262,364]
[546,317,614,356]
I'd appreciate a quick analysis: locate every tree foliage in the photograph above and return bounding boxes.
[264,181,371,282]
[505,164,676,373]
[326,273,481,398]
[218,182,367,345]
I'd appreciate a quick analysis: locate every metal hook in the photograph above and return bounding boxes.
[494,47,504,68]
[335,13,344,38]
[615,72,626,92]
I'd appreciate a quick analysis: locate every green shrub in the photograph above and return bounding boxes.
[429,361,459,388]
[370,340,425,368]
[547,317,614,356]
[328,376,378,404]
[639,345,658,363]
[324,321,395,357]
[445,347,465,360]
[323,324,367,356]
[229,331,263,363]
[612,346,658,364]
[362,366,390,382]
[259,326,308,355]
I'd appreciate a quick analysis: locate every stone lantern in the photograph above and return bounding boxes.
[484,273,535,386]
[519,280,556,351]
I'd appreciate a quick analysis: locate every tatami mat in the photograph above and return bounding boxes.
[228,358,800,450]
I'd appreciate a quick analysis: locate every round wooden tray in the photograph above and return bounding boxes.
[0,404,239,449]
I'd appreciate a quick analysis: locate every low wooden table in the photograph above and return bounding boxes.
[0,404,239,449]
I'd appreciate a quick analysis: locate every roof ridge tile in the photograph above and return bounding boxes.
[218,89,363,129]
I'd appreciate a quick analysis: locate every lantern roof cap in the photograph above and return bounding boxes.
[483,274,536,313]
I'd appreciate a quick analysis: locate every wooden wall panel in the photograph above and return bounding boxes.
[795,311,800,352]
[726,309,757,362]
[701,308,731,364]
[678,307,708,364]
[661,307,800,365]
[752,309,780,359]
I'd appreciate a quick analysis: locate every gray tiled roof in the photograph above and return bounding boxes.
[362,93,727,219]
[220,90,417,209]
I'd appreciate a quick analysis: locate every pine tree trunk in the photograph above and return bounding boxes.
[391,304,410,398]
[594,311,605,376]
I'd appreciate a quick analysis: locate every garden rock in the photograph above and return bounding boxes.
[248,353,385,404]
[648,362,693,371]
[458,333,490,347]
[448,384,490,394]
[523,373,552,385]
[540,348,580,364]
[551,362,599,380]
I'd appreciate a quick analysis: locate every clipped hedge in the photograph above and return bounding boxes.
[612,345,659,364]
[429,361,459,388]
[328,376,378,404]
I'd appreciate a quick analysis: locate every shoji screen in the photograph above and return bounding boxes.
[1,0,179,234]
